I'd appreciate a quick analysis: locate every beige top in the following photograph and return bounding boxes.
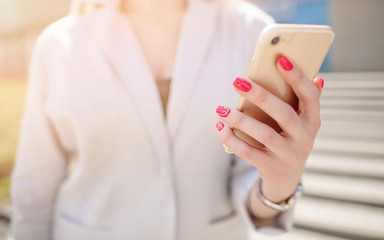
[156,78,171,116]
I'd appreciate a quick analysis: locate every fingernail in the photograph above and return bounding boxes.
[233,78,252,92]
[216,121,224,131]
[216,106,231,117]
[278,56,293,71]
[223,144,234,154]
[319,77,324,88]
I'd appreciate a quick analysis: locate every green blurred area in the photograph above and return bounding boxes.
[0,78,27,201]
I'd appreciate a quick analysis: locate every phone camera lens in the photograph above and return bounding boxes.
[271,36,280,45]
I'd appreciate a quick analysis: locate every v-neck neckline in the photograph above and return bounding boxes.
[120,9,186,86]
[83,1,220,150]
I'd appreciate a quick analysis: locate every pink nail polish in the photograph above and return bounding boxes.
[216,121,224,131]
[319,77,324,88]
[278,56,293,71]
[233,78,252,92]
[216,106,231,117]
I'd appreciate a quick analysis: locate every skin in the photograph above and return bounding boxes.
[217,61,324,222]
[121,0,186,82]
[123,0,324,226]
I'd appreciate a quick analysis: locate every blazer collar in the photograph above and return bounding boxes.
[82,1,219,160]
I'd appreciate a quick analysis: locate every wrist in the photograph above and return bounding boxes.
[255,178,303,212]
[261,178,302,204]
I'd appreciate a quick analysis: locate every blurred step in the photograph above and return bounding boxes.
[302,172,384,206]
[320,109,384,123]
[306,153,384,179]
[322,89,384,98]
[317,121,384,140]
[299,72,384,240]
[295,196,384,240]
[313,137,384,156]
[251,227,349,240]
[322,106,384,112]
[321,98,384,108]
[322,105,384,111]
[324,80,384,89]
[320,72,384,88]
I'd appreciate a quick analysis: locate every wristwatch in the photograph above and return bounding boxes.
[255,178,303,212]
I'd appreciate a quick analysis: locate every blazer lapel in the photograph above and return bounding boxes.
[167,1,220,139]
[81,0,220,160]
[83,8,171,163]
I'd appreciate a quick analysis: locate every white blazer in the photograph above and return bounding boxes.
[11,0,294,239]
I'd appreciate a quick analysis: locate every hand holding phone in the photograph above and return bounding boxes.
[234,24,334,148]
[216,24,334,219]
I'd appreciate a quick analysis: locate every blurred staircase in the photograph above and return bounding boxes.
[253,72,384,240]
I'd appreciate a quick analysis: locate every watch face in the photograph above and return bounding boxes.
[296,182,303,195]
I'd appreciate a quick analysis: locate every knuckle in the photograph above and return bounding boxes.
[232,112,246,128]
[297,67,308,81]
[297,70,305,82]
[220,128,232,144]
[281,107,297,125]
[309,85,321,100]
[303,84,321,102]
[260,127,277,144]
[253,87,269,104]
[237,144,253,160]
[289,69,305,85]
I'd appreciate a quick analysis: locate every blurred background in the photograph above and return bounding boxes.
[0,0,383,239]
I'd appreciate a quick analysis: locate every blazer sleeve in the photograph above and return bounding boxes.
[230,156,295,235]
[11,34,68,240]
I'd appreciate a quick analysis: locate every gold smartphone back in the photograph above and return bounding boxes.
[234,24,334,148]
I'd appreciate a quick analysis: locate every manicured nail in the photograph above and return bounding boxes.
[216,106,231,117]
[278,56,293,71]
[233,78,252,92]
[216,121,224,131]
[319,77,324,88]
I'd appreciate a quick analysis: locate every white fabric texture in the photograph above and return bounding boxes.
[11,0,295,239]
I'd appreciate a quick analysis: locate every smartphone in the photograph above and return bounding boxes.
[234,24,335,148]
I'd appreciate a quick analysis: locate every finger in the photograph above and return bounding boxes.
[216,106,287,154]
[277,56,321,126]
[313,77,325,95]
[233,77,304,139]
[216,121,266,168]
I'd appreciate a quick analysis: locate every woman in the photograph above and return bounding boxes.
[11,0,324,239]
